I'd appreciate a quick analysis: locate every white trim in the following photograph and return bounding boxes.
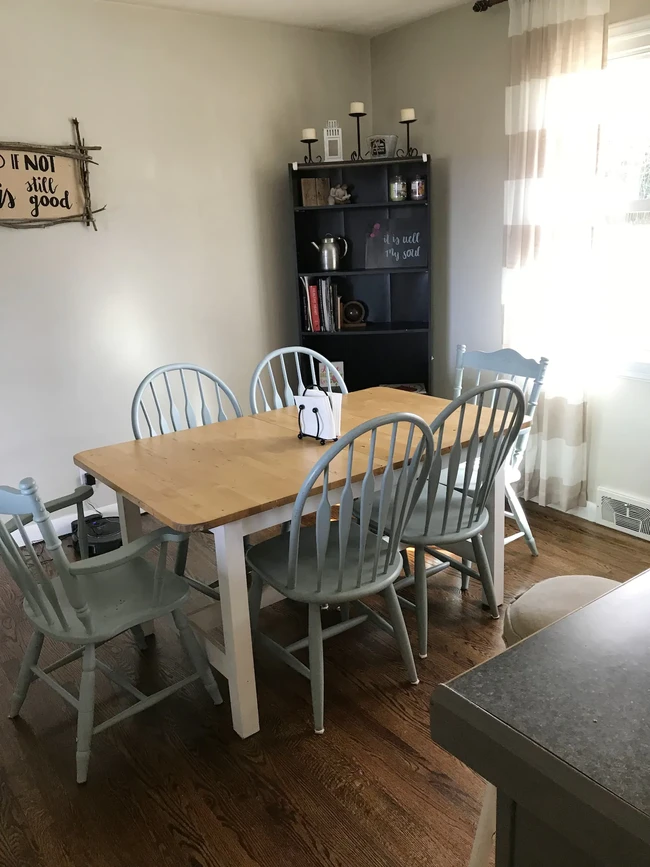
[618,361,650,383]
[608,15,650,60]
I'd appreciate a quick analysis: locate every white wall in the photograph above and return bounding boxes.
[371,0,650,507]
[0,0,371,504]
[371,2,509,396]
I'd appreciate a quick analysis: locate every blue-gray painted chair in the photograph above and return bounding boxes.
[387,382,526,658]
[249,346,347,415]
[246,412,434,734]
[453,345,549,563]
[131,363,243,600]
[0,477,222,784]
[6,484,94,560]
[6,486,151,652]
[131,362,242,438]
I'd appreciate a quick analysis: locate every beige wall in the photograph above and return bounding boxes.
[371,0,650,506]
[372,2,510,395]
[0,0,371,502]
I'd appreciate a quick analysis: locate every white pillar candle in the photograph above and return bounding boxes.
[301,128,317,140]
[350,102,365,114]
[400,107,416,122]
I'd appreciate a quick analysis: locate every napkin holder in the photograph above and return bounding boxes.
[294,387,342,445]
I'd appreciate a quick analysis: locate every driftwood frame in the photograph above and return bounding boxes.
[0,118,105,230]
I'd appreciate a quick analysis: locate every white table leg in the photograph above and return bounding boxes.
[117,494,142,542]
[211,521,260,739]
[117,494,154,636]
[484,464,505,607]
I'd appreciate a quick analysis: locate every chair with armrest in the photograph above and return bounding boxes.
[0,477,222,783]
[453,345,549,562]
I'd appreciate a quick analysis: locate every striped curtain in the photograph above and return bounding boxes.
[503,0,609,511]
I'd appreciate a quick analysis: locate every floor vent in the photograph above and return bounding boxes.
[597,488,650,540]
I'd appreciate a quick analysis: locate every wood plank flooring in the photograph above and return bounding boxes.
[0,505,648,867]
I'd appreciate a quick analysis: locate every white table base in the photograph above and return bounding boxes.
[117,464,506,740]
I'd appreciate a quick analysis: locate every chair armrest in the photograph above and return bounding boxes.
[5,485,94,534]
[69,527,188,575]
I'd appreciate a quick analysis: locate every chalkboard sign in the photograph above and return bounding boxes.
[365,216,427,269]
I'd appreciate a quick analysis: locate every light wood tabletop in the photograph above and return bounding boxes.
[75,387,526,534]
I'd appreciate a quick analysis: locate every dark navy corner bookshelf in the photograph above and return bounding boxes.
[288,155,433,393]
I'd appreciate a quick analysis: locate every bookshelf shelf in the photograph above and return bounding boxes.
[289,156,432,392]
[298,267,428,278]
[301,321,429,336]
[295,201,428,212]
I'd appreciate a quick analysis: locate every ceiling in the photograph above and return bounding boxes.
[104,0,466,36]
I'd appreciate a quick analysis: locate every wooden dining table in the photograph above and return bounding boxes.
[74,386,519,740]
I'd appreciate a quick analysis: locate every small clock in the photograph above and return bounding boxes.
[342,300,367,328]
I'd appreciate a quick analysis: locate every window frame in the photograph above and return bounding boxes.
[607,16,650,381]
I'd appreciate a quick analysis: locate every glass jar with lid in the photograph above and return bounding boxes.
[410,174,426,200]
[389,174,407,202]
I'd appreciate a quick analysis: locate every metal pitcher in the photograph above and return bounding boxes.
[311,234,348,271]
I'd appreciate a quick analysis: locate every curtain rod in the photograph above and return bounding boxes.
[473,0,507,11]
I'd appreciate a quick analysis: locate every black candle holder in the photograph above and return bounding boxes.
[396,119,418,157]
[349,112,367,161]
[301,138,322,164]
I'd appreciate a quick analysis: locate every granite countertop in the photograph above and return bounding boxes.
[438,570,650,818]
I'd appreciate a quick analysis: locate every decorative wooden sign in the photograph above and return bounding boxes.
[365,215,427,269]
[0,118,104,229]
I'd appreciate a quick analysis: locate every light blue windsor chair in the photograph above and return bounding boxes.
[0,477,222,783]
[361,381,527,658]
[245,412,435,734]
[131,362,242,438]
[249,346,347,414]
[453,345,549,563]
[131,363,243,599]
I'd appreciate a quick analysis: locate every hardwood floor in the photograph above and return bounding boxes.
[0,506,648,867]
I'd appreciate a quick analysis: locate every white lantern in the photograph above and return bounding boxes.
[323,120,343,162]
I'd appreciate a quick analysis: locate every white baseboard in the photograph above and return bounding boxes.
[12,502,120,546]
[567,501,598,523]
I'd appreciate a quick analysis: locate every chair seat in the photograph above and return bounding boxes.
[503,574,619,647]
[246,523,403,604]
[442,460,520,493]
[26,558,190,643]
[357,482,489,547]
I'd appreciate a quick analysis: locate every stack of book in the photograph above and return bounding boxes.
[300,277,343,333]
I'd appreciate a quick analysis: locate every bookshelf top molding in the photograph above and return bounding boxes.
[290,155,429,172]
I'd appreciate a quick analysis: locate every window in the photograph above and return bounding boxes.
[597,17,650,379]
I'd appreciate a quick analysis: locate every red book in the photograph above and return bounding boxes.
[308,284,321,332]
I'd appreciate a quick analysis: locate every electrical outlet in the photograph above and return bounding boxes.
[77,468,96,487]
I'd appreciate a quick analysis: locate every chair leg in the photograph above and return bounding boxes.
[9,630,44,718]
[172,609,223,706]
[414,546,429,659]
[469,783,497,867]
[461,562,471,592]
[505,480,538,556]
[340,602,351,621]
[400,548,412,578]
[308,604,325,734]
[248,572,264,633]
[471,535,499,619]
[174,537,190,575]
[130,624,148,651]
[383,583,419,685]
[76,644,96,784]
[76,501,90,560]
